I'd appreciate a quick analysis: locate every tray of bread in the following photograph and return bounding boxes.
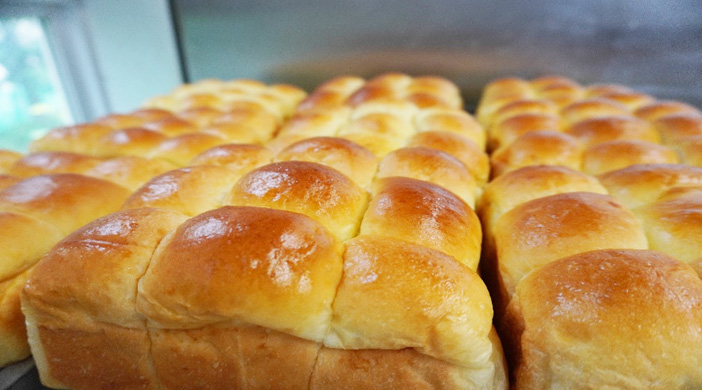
[1,74,701,390]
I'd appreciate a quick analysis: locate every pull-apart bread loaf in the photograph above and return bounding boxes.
[477,75,702,389]
[21,74,506,389]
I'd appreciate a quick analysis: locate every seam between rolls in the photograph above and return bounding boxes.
[134,214,181,390]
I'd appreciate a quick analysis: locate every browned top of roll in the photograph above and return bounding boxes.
[227,161,368,240]
[8,152,104,177]
[361,176,482,270]
[494,192,647,299]
[582,140,679,176]
[137,206,343,342]
[598,163,702,209]
[505,249,702,389]
[0,174,130,235]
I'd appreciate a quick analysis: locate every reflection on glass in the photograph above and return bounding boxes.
[0,17,72,151]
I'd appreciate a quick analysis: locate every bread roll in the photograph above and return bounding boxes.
[493,192,647,304]
[559,98,630,127]
[29,123,114,155]
[407,130,490,185]
[142,117,198,137]
[502,249,702,389]
[415,108,486,149]
[189,143,274,179]
[84,156,178,191]
[226,161,368,240]
[488,99,559,130]
[93,127,168,158]
[488,113,560,151]
[598,163,702,209]
[582,140,679,175]
[565,115,660,146]
[634,100,701,122]
[122,165,240,216]
[149,133,227,166]
[360,177,482,270]
[376,147,478,206]
[0,174,130,366]
[634,189,702,276]
[490,130,582,177]
[652,113,702,145]
[276,136,378,189]
[7,151,104,178]
[22,208,188,389]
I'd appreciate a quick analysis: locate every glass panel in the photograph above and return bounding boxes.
[0,17,72,152]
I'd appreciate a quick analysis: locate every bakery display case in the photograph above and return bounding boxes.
[1,1,702,389]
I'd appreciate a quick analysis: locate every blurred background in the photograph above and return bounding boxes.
[1,0,701,151]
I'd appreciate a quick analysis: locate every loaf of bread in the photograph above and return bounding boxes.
[19,74,505,389]
[478,75,702,389]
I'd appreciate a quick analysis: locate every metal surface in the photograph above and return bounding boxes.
[173,0,702,108]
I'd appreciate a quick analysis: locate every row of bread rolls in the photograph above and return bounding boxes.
[477,76,702,178]
[477,76,702,389]
[19,74,507,389]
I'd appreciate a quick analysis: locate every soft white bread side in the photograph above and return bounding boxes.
[502,249,702,390]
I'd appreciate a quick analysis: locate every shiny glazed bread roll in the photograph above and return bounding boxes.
[677,135,702,166]
[565,115,660,146]
[275,136,378,189]
[502,249,702,389]
[189,143,274,179]
[0,150,22,172]
[0,174,130,366]
[7,151,104,177]
[652,113,702,145]
[30,123,114,155]
[360,177,482,270]
[490,130,582,177]
[121,165,240,217]
[493,192,647,304]
[376,146,478,206]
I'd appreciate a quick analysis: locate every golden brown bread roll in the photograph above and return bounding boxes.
[476,77,533,126]
[493,192,647,305]
[326,235,504,387]
[634,99,701,122]
[360,177,482,270]
[407,130,490,186]
[598,163,702,209]
[582,139,680,175]
[0,174,130,366]
[376,146,478,206]
[565,115,660,146]
[488,99,559,130]
[7,151,104,177]
[189,143,274,179]
[93,127,168,158]
[226,161,369,240]
[275,136,378,189]
[84,156,179,191]
[593,90,655,110]
[121,165,240,216]
[652,113,702,145]
[478,165,608,237]
[29,123,114,155]
[148,133,227,166]
[0,175,21,191]
[559,98,631,127]
[502,249,702,389]
[23,208,189,389]
[634,188,702,276]
[415,108,486,149]
[142,117,198,137]
[490,130,583,177]
[488,113,561,151]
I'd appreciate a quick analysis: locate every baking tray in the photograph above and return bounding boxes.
[0,360,48,390]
